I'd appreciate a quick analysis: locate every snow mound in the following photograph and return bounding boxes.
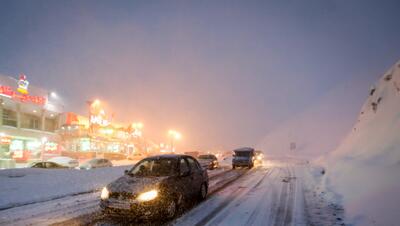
[325,60,400,226]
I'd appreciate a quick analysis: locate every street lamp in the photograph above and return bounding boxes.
[168,130,182,152]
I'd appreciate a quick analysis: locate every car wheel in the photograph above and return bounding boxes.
[165,199,177,219]
[199,183,207,201]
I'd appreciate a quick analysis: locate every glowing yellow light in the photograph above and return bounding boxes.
[91,99,100,107]
[168,130,182,140]
[137,190,158,202]
[101,187,109,200]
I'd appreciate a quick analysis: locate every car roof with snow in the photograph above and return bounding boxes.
[233,147,255,152]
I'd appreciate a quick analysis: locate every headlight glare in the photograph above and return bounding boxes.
[101,187,109,200]
[137,189,158,202]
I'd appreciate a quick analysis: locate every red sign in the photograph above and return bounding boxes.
[0,85,47,105]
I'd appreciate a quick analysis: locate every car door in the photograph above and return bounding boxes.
[177,157,193,198]
[186,157,203,193]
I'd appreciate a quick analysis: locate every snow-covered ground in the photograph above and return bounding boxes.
[323,59,400,226]
[0,156,346,226]
[0,166,131,210]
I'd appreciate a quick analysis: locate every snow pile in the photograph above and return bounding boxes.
[325,60,400,226]
[0,166,131,210]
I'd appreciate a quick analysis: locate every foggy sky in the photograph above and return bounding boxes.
[1,0,399,151]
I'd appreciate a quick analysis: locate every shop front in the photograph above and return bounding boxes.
[0,74,63,168]
[58,112,132,160]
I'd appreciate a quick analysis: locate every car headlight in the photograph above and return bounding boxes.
[101,187,109,200]
[137,189,158,202]
[257,156,262,160]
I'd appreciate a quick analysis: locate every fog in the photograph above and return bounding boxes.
[1,0,399,151]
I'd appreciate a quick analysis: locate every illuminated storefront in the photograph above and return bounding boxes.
[0,74,63,166]
[58,111,134,159]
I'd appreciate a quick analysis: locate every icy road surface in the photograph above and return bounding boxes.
[0,159,346,226]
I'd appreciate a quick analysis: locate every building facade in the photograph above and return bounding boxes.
[0,74,63,166]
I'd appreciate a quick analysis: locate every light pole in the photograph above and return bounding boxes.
[168,130,181,152]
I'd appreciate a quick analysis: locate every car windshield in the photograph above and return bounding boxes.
[129,158,178,177]
[198,155,213,159]
[235,152,252,157]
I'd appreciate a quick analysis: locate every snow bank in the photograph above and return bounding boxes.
[325,60,400,226]
[0,166,131,210]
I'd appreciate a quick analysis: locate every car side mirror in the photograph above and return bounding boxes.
[124,170,129,175]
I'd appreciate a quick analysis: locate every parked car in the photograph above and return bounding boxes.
[232,147,255,169]
[79,158,113,170]
[100,154,209,219]
[30,161,68,169]
[48,156,79,168]
[197,154,219,170]
[127,153,147,161]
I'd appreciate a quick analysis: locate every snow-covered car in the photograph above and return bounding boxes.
[100,154,209,219]
[79,158,113,170]
[197,154,219,170]
[30,161,68,169]
[47,156,79,168]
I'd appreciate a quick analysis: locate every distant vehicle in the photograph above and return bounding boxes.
[232,147,255,169]
[79,158,113,170]
[127,152,147,161]
[100,154,209,219]
[30,161,68,169]
[48,156,79,168]
[184,151,199,158]
[197,154,219,170]
[254,150,264,164]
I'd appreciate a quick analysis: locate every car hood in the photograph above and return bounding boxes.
[108,175,167,194]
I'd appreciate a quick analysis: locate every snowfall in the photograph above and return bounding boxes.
[0,60,399,226]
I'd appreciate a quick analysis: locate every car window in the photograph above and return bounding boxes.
[129,158,178,177]
[180,158,190,175]
[32,162,43,168]
[45,162,57,168]
[187,157,201,171]
[198,155,212,159]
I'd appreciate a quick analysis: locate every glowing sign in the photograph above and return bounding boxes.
[0,85,46,105]
[17,74,29,94]
[90,115,109,127]
[0,136,11,145]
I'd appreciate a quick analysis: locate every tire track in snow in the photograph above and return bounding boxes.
[272,165,296,226]
[190,167,270,226]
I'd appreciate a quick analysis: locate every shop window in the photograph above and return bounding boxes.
[3,109,17,127]
[21,113,40,130]
[45,118,57,132]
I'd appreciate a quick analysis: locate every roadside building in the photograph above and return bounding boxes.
[58,112,134,160]
[0,74,63,167]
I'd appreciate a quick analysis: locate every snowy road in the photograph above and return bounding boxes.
[0,159,345,226]
[174,161,307,226]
